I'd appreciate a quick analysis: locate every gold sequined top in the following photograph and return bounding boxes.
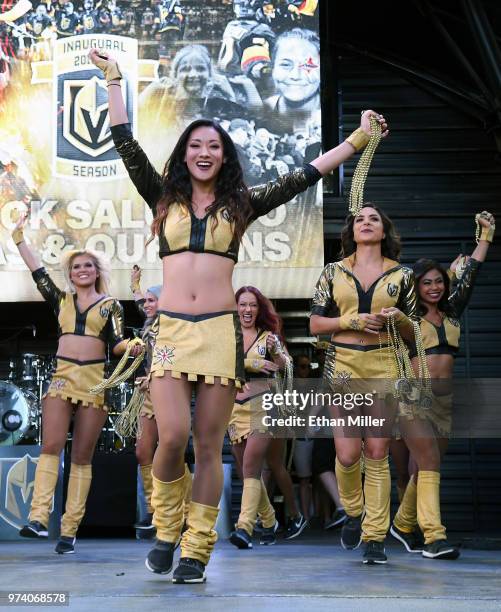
[111,123,321,262]
[243,329,288,381]
[32,267,125,349]
[311,254,417,322]
[413,258,481,357]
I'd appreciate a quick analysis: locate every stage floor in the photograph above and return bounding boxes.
[1,535,500,611]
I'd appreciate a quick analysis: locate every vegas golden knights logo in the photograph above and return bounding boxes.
[0,455,39,530]
[387,283,399,298]
[63,76,119,158]
[53,34,138,180]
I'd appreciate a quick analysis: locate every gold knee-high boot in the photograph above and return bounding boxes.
[181,501,219,565]
[393,474,417,533]
[60,464,92,538]
[362,456,390,543]
[335,457,364,518]
[151,470,186,543]
[29,453,60,527]
[183,464,192,523]
[417,471,446,544]
[236,478,262,536]
[140,464,154,514]
[257,478,276,529]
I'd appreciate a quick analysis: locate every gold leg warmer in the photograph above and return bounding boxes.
[180,501,219,565]
[183,464,192,523]
[29,453,60,527]
[335,457,364,518]
[362,456,390,543]
[151,471,185,544]
[257,478,276,529]
[417,470,446,544]
[393,475,417,533]
[60,463,92,538]
[140,464,154,514]
[236,478,262,536]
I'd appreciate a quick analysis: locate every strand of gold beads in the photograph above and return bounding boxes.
[349,115,382,216]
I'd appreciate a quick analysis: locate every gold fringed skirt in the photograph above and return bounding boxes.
[398,392,453,438]
[43,357,108,410]
[324,342,399,389]
[150,310,245,388]
[139,392,155,419]
[227,392,269,444]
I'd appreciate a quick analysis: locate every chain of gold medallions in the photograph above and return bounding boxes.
[349,115,382,217]
[378,313,432,399]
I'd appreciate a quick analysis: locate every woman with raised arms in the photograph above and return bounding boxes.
[90,46,388,584]
[310,204,417,565]
[12,214,139,555]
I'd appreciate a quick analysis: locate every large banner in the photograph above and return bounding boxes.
[0,0,322,300]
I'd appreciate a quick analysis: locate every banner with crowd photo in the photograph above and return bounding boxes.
[0,0,323,300]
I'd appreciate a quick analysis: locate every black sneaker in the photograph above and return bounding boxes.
[414,527,425,548]
[260,521,279,546]
[340,514,363,550]
[145,540,175,574]
[135,513,155,531]
[55,536,75,555]
[172,557,206,584]
[229,528,253,549]
[253,518,264,535]
[324,509,348,530]
[422,539,460,560]
[284,514,308,540]
[363,541,387,565]
[390,524,423,553]
[19,521,48,539]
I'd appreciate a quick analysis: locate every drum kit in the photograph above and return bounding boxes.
[0,354,134,447]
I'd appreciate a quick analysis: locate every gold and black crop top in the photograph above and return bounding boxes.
[311,254,417,321]
[111,123,321,262]
[243,329,288,381]
[411,258,481,358]
[32,268,125,348]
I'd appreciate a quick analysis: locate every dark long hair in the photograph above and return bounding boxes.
[235,286,285,342]
[339,203,401,261]
[413,258,453,316]
[151,119,254,243]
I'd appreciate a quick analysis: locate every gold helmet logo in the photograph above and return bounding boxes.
[0,455,39,530]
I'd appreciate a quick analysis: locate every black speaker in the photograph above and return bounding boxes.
[63,450,137,527]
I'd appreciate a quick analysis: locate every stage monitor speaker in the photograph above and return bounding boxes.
[63,450,137,527]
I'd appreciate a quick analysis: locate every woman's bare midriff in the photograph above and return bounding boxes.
[159,252,237,314]
[331,330,390,346]
[412,354,454,380]
[57,335,106,361]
